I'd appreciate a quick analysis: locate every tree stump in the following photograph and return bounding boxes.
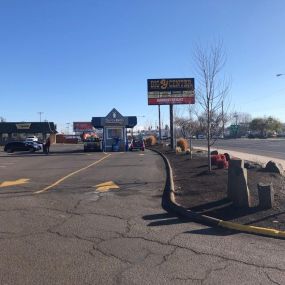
[258,183,274,209]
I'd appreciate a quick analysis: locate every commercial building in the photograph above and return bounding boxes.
[0,122,57,145]
[92,108,137,152]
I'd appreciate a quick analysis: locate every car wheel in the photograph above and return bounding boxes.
[7,148,13,153]
[29,148,35,153]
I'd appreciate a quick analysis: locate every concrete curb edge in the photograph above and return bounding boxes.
[151,148,285,239]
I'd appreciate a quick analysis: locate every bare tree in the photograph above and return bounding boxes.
[0,116,6,122]
[195,41,230,172]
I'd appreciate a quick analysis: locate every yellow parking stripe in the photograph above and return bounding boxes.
[34,154,111,194]
[0,178,30,188]
[94,181,119,192]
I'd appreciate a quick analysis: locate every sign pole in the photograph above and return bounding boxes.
[170,104,174,150]
[158,105,161,143]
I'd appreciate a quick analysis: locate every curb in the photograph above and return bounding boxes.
[151,148,285,239]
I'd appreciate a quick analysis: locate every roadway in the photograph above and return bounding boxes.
[193,138,285,160]
[0,144,284,284]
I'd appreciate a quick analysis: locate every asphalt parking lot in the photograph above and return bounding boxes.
[0,144,284,285]
[0,144,108,195]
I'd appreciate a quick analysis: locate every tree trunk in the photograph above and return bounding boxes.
[189,137,192,159]
[207,108,212,172]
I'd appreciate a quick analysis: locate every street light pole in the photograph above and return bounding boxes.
[38,112,44,122]
[233,112,238,138]
[66,123,70,135]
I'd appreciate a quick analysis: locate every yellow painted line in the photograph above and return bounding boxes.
[94,181,119,192]
[0,178,30,188]
[34,154,111,194]
[219,220,285,238]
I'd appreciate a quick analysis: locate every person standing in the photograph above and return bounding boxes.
[45,137,51,154]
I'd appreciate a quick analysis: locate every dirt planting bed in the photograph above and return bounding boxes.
[152,146,285,231]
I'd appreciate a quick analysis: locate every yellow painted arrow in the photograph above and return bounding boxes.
[94,181,119,192]
[0,178,30,188]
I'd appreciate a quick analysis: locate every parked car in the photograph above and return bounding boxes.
[197,134,206,139]
[83,137,102,152]
[25,136,38,142]
[129,138,145,151]
[4,141,41,153]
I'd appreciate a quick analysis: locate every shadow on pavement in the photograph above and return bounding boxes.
[143,212,188,227]
[185,227,235,237]
[0,149,100,158]
[143,213,236,236]
[143,213,176,220]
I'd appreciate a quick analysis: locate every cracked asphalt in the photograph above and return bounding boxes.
[0,144,284,285]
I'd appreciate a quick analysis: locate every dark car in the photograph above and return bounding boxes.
[4,141,42,153]
[83,138,102,152]
[129,138,145,151]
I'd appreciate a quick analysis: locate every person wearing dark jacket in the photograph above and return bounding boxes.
[44,137,51,154]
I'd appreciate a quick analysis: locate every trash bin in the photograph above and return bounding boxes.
[112,137,121,152]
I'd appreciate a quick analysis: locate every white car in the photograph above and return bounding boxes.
[25,136,38,142]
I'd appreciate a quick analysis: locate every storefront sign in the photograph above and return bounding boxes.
[16,123,31,129]
[147,78,195,105]
[105,110,124,125]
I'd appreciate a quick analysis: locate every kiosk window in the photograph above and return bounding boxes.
[107,128,123,139]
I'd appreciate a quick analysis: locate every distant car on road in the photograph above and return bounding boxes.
[4,141,41,153]
[129,138,145,151]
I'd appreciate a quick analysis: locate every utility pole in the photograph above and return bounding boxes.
[38,112,44,122]
[66,123,70,134]
[170,104,174,150]
[158,105,161,143]
[221,100,224,138]
[234,112,238,138]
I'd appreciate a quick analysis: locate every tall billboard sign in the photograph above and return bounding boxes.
[147,78,195,105]
[73,122,94,133]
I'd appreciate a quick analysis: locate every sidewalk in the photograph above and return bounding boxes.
[195,146,285,169]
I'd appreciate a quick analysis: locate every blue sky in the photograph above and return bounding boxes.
[1,0,285,132]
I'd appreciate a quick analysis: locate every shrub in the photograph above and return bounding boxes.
[176,146,182,153]
[176,138,188,151]
[145,135,157,146]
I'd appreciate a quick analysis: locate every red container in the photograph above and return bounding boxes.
[211,154,226,165]
[217,159,229,169]
[211,154,219,165]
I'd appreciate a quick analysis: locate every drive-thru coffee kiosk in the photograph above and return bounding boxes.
[92,108,137,152]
